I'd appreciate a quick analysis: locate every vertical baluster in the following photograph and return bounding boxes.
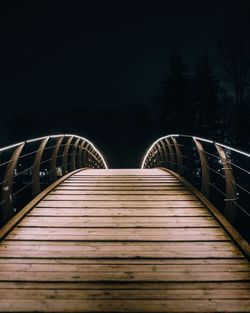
[1,143,25,225]
[49,136,64,183]
[171,136,183,175]
[32,137,49,197]
[70,138,81,171]
[62,136,73,175]
[165,137,175,171]
[215,144,237,223]
[193,138,210,198]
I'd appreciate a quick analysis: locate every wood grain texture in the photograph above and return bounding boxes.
[0,168,249,312]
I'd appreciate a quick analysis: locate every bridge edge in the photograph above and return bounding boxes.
[0,168,86,241]
[158,167,250,260]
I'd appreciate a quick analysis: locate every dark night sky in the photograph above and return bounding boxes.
[0,1,249,166]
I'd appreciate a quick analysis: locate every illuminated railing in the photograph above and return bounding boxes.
[142,134,250,242]
[0,134,107,227]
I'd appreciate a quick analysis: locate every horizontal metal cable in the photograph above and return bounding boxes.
[231,201,250,217]
[19,150,38,159]
[232,181,250,194]
[14,165,34,177]
[12,182,33,197]
[228,161,250,174]
[0,159,12,167]
[209,182,226,197]
[202,150,220,159]
[44,145,57,150]
[206,166,225,179]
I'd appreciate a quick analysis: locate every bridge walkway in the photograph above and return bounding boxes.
[0,168,249,312]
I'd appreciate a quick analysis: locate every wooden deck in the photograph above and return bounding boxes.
[0,168,249,312]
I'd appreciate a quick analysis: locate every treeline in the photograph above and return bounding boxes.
[151,31,250,150]
[1,31,249,167]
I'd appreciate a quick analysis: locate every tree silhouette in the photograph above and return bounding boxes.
[192,53,220,138]
[217,31,250,147]
[155,52,193,134]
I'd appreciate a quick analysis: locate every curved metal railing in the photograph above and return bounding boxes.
[0,134,107,227]
[142,134,250,242]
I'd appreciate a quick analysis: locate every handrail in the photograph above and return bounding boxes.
[0,134,107,227]
[142,134,250,242]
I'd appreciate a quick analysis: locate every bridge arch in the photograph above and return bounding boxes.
[142,134,250,243]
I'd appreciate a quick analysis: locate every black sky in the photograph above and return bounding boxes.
[0,1,249,165]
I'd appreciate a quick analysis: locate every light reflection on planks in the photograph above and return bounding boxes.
[0,168,249,312]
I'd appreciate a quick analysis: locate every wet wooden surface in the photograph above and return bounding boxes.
[0,168,249,312]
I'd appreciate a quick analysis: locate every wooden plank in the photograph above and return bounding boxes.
[0,270,249,282]
[0,288,250,300]
[0,243,242,259]
[52,190,192,195]
[1,299,250,312]
[28,208,211,217]
[6,230,229,242]
[37,200,204,208]
[74,169,167,175]
[45,194,197,201]
[0,258,247,265]
[56,186,188,190]
[65,180,181,184]
[0,263,249,273]
[18,216,219,228]
[0,249,242,259]
[1,241,237,250]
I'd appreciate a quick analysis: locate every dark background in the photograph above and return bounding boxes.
[0,1,249,167]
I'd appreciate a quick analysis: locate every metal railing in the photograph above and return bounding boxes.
[142,134,250,242]
[0,134,107,227]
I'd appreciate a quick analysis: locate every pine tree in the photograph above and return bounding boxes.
[192,53,220,138]
[157,52,192,134]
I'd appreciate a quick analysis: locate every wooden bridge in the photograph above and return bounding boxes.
[0,135,249,312]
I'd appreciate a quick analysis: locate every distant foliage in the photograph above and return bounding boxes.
[153,51,221,138]
[154,52,193,134]
[216,31,250,148]
[191,53,221,139]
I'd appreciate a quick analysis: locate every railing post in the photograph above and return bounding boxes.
[49,136,64,183]
[83,143,91,168]
[160,140,169,166]
[32,137,49,197]
[152,146,158,167]
[81,148,87,168]
[77,140,85,169]
[165,138,175,171]
[156,142,164,166]
[215,144,237,223]
[70,138,81,171]
[171,136,183,175]
[1,143,25,225]
[193,138,210,198]
[62,136,73,175]
[49,136,63,182]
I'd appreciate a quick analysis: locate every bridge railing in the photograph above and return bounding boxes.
[0,134,107,227]
[142,135,250,242]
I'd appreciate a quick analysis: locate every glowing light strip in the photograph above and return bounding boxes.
[0,141,25,152]
[49,134,63,138]
[64,134,108,168]
[193,136,214,144]
[26,136,48,143]
[0,134,108,168]
[141,135,173,169]
[141,134,250,169]
[215,143,250,157]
